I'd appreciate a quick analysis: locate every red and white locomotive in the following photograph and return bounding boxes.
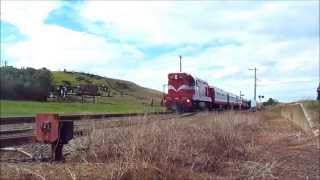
[164,72,250,112]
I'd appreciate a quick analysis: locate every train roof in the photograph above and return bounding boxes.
[210,85,249,101]
[168,72,208,84]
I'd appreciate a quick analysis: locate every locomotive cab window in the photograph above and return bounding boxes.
[189,79,195,86]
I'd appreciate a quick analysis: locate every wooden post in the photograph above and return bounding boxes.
[52,142,64,161]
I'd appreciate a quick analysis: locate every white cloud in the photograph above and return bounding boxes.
[5,25,118,69]
[1,1,144,72]
[1,1,319,102]
[1,1,59,35]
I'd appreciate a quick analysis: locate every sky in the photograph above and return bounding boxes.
[1,0,319,102]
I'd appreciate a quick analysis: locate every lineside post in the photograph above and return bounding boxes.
[35,114,74,161]
[249,67,258,101]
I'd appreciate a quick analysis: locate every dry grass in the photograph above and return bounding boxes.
[1,111,318,179]
[76,112,256,177]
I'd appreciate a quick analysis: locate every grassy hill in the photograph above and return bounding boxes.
[52,71,163,104]
[0,71,165,116]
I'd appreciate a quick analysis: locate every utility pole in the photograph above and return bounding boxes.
[179,55,182,72]
[4,60,7,67]
[239,91,244,110]
[318,53,320,100]
[162,84,167,96]
[249,67,258,101]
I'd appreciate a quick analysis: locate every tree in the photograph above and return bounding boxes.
[0,66,53,101]
[263,98,278,106]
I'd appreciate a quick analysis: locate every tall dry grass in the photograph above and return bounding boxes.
[67,111,262,179]
[1,111,279,180]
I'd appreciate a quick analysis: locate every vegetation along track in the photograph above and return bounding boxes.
[0,111,181,148]
[0,112,197,164]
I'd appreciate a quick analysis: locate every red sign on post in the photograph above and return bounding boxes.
[35,114,59,143]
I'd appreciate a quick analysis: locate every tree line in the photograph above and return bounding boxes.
[0,66,52,101]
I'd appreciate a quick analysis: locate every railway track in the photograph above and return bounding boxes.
[0,112,199,148]
[0,112,177,148]
[0,135,34,148]
[0,112,198,163]
[0,128,33,135]
[0,129,88,148]
[0,112,170,125]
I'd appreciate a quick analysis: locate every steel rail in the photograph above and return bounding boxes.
[0,128,33,135]
[0,112,199,149]
[0,111,170,125]
[0,128,88,148]
[0,135,34,148]
[0,112,194,148]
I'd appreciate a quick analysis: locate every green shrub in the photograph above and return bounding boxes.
[0,66,52,101]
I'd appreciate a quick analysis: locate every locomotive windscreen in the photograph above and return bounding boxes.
[168,73,194,86]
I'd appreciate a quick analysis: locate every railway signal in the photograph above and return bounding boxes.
[240,91,244,99]
[258,95,264,101]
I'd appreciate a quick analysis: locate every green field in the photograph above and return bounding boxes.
[0,100,165,117]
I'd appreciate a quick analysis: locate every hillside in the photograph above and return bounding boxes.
[0,70,165,116]
[52,71,163,105]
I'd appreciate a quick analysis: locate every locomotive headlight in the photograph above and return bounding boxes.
[186,99,190,103]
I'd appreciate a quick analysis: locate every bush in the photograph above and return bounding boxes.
[0,66,53,101]
[263,98,278,106]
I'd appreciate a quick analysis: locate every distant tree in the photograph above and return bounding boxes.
[263,98,278,106]
[0,66,53,101]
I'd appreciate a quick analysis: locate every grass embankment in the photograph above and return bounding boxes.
[302,101,320,125]
[0,100,164,117]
